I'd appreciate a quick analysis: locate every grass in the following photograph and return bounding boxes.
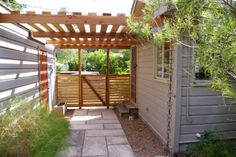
[0,97,70,157]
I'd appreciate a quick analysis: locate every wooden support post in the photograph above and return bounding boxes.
[106,49,110,109]
[78,49,83,109]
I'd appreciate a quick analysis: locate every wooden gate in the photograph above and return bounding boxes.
[56,74,130,107]
[39,50,49,108]
[82,75,106,106]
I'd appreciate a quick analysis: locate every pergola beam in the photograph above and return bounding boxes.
[32,32,134,39]
[56,45,131,49]
[47,39,137,45]
[0,13,136,25]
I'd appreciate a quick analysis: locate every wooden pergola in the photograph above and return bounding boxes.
[0,11,139,49]
[0,11,139,108]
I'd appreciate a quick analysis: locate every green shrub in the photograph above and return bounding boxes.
[0,97,70,157]
[58,49,130,74]
[187,131,236,157]
[68,58,78,71]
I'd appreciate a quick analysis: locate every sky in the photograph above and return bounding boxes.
[17,0,134,15]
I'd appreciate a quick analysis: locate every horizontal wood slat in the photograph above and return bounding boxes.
[0,28,54,53]
[0,47,38,61]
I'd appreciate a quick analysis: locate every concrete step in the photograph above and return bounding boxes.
[124,103,138,118]
[117,104,129,116]
[125,103,138,109]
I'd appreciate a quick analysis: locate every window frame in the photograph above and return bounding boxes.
[153,41,171,83]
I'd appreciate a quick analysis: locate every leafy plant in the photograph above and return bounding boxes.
[187,131,236,157]
[0,97,70,157]
[57,49,130,74]
[2,0,26,11]
[68,57,78,71]
[127,0,236,99]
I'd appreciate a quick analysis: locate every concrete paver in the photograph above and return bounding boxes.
[106,136,128,145]
[57,109,135,157]
[108,144,135,157]
[82,137,107,156]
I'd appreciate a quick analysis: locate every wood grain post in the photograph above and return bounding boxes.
[106,49,110,109]
[78,49,83,109]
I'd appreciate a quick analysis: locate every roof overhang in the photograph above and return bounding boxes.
[131,0,146,17]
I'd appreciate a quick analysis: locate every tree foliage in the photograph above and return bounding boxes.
[56,49,130,74]
[2,0,25,11]
[128,0,236,99]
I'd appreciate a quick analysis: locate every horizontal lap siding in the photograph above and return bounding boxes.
[136,42,169,144]
[0,25,50,113]
[178,40,236,151]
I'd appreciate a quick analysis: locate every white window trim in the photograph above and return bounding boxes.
[153,43,170,84]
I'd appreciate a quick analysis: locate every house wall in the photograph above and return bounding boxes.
[136,41,177,150]
[176,36,236,152]
[0,23,55,114]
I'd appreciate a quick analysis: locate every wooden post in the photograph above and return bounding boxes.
[130,46,137,103]
[106,49,110,109]
[78,49,83,109]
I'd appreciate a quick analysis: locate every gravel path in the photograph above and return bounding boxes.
[116,111,167,157]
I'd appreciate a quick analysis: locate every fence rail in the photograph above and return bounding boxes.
[56,74,130,107]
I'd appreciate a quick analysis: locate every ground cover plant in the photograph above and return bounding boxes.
[187,131,236,157]
[0,97,70,157]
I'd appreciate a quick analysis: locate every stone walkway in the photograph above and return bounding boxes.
[57,109,135,157]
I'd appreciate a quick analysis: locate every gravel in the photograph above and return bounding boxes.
[116,111,167,157]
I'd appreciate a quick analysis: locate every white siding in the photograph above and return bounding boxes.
[136,42,170,145]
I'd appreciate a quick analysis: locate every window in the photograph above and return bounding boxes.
[194,55,210,80]
[154,42,171,80]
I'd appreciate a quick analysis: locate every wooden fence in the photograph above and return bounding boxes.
[0,24,54,113]
[56,74,130,107]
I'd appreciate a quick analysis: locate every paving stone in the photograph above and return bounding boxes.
[102,113,118,120]
[106,136,128,145]
[71,115,102,123]
[87,119,119,124]
[85,129,125,137]
[82,137,108,156]
[101,109,115,114]
[88,109,105,112]
[68,130,85,147]
[70,120,86,125]
[71,124,103,130]
[57,146,80,157]
[108,145,135,157]
[104,124,122,129]
[58,109,135,157]
[73,109,88,116]
[87,111,102,116]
